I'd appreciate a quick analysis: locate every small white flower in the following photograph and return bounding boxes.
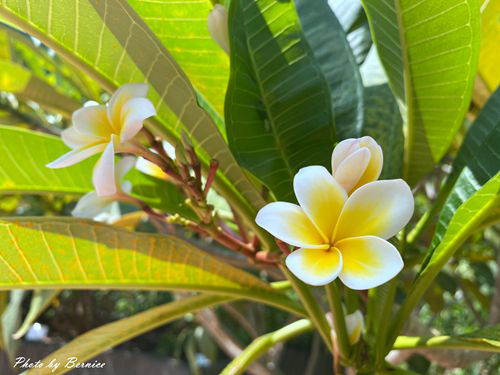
[46,84,156,197]
[331,136,383,194]
[72,157,135,221]
[208,4,230,55]
[326,310,365,345]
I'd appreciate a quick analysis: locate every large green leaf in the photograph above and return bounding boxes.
[128,0,229,118]
[0,218,304,316]
[0,126,190,215]
[478,1,500,91]
[295,0,364,140]
[389,170,500,348]
[0,0,265,219]
[362,0,480,185]
[30,294,233,375]
[362,84,403,179]
[225,0,352,201]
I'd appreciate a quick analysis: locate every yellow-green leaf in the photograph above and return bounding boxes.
[0,218,304,316]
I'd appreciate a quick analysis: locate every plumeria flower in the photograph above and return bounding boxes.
[72,157,135,221]
[46,84,156,197]
[207,4,230,55]
[331,136,383,194]
[326,310,365,345]
[255,166,413,288]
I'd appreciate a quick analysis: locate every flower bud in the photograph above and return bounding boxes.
[331,136,383,194]
[207,4,230,55]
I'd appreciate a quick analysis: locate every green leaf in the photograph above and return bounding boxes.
[225,0,343,201]
[389,170,500,348]
[452,86,500,184]
[295,0,364,140]
[0,218,304,316]
[128,0,229,119]
[0,126,190,215]
[393,324,500,352]
[31,294,234,375]
[362,0,481,185]
[0,0,265,218]
[13,289,60,340]
[362,84,403,179]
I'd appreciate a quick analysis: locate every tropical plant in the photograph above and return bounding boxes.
[0,0,499,374]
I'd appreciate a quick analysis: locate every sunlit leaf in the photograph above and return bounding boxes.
[478,0,500,91]
[362,0,480,185]
[0,218,304,316]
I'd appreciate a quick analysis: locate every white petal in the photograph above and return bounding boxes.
[354,136,383,189]
[336,236,403,290]
[46,143,107,168]
[72,104,113,139]
[116,156,136,181]
[331,138,359,171]
[255,202,327,249]
[72,192,113,219]
[333,147,370,193]
[92,139,117,197]
[285,248,343,286]
[107,83,149,131]
[119,97,156,142]
[61,126,100,148]
[207,4,230,54]
[345,310,364,344]
[294,166,347,241]
[334,179,414,241]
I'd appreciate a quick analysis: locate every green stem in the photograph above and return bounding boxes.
[393,335,500,353]
[374,279,398,365]
[325,281,350,360]
[220,319,314,375]
[280,265,333,352]
[406,177,456,246]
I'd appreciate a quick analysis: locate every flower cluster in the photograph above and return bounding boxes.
[256,137,414,289]
[47,84,156,218]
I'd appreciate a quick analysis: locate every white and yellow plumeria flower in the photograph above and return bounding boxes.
[326,310,365,345]
[207,4,230,55]
[72,157,135,221]
[46,83,156,197]
[255,166,413,288]
[331,136,383,194]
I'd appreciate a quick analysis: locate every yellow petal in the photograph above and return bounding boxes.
[353,136,383,190]
[72,104,113,139]
[294,166,347,241]
[256,202,327,249]
[285,248,343,286]
[107,83,149,133]
[336,236,403,290]
[333,148,370,193]
[333,179,414,241]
